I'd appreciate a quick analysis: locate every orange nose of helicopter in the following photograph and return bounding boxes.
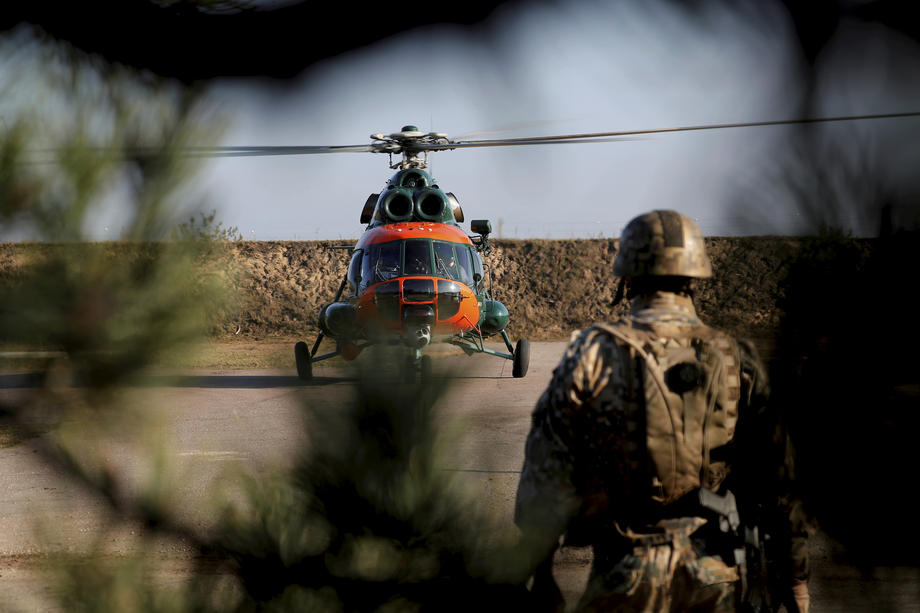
[355,276,481,342]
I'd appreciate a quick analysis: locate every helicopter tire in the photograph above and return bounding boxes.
[403,355,418,383]
[420,355,433,382]
[294,341,313,381]
[512,339,530,378]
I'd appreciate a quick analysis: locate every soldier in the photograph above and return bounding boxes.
[514,210,810,612]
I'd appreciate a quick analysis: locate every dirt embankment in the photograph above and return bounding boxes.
[205,237,808,343]
[0,236,832,343]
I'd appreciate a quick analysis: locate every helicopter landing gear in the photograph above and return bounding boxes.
[402,350,432,383]
[294,341,312,381]
[512,338,530,378]
[447,329,530,378]
[402,355,417,383]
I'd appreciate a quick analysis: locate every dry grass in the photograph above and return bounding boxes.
[150,336,342,370]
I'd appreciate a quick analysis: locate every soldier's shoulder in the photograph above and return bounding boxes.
[720,335,766,371]
[689,323,745,353]
[735,338,760,360]
[570,320,634,347]
[719,336,770,397]
[557,322,629,364]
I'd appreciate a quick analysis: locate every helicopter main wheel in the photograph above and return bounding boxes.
[294,341,313,381]
[512,339,530,378]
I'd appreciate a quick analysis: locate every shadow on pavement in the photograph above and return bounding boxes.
[0,372,352,390]
[142,374,358,389]
[0,373,46,389]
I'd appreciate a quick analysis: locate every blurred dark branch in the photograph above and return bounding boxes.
[782,0,920,60]
[847,0,920,44]
[6,1,917,88]
[2,0,524,83]
[779,0,841,64]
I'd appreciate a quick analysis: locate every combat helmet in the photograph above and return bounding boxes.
[613,210,712,279]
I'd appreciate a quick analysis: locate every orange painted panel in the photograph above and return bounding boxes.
[355,222,473,248]
[355,277,480,337]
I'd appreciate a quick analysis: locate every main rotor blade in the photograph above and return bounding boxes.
[413,136,643,151]
[75,109,920,162]
[184,144,377,157]
[447,111,920,146]
[451,119,572,142]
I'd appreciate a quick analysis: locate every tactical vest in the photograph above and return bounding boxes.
[593,321,742,505]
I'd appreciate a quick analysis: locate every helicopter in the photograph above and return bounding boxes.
[195,111,920,381]
[298,125,532,382]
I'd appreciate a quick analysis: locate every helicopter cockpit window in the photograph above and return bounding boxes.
[456,245,474,287]
[347,249,363,295]
[404,240,432,276]
[361,241,400,290]
[433,241,460,281]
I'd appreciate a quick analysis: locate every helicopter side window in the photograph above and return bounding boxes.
[456,245,474,287]
[404,240,432,276]
[470,248,484,289]
[360,245,376,292]
[347,249,363,295]
[433,241,460,280]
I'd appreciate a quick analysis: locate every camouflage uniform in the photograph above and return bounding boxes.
[514,211,809,613]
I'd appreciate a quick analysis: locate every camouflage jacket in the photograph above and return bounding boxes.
[514,291,809,586]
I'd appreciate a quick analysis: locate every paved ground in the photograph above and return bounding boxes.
[1,341,918,611]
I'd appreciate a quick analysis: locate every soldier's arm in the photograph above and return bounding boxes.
[735,339,812,612]
[514,332,590,604]
[514,364,582,550]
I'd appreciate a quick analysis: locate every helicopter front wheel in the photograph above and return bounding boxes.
[295,341,313,381]
[512,339,530,378]
[402,353,433,383]
[420,354,432,381]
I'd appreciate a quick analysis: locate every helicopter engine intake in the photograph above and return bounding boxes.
[415,188,448,221]
[381,188,415,222]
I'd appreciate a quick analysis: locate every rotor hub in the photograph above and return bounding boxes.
[370,128,453,170]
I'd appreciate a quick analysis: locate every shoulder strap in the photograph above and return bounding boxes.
[590,323,680,436]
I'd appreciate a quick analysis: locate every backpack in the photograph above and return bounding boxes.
[592,321,742,505]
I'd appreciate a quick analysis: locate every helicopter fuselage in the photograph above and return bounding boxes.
[298,156,524,380]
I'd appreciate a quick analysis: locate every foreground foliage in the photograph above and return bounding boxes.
[0,32,538,613]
